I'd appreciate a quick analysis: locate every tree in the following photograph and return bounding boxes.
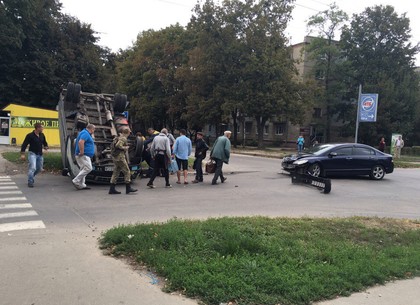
[235,0,302,148]
[117,25,191,131]
[341,5,420,145]
[181,0,231,136]
[185,0,305,148]
[0,0,109,109]
[306,3,348,142]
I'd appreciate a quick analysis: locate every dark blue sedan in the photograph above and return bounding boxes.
[281,143,394,180]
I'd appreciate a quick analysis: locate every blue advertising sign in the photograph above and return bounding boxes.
[359,93,378,122]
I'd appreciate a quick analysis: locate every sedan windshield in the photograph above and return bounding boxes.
[304,144,335,156]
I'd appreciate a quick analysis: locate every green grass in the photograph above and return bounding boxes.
[394,155,420,168]
[100,217,420,305]
[2,151,63,171]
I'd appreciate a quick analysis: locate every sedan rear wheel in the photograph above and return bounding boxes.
[307,163,321,177]
[370,165,385,180]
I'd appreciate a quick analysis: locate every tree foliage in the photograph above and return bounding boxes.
[117,25,191,132]
[182,0,305,147]
[306,3,348,142]
[0,0,109,109]
[341,5,420,145]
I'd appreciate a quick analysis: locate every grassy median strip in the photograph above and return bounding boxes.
[100,216,420,305]
[2,151,63,171]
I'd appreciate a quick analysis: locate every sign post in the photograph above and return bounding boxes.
[355,85,362,143]
[355,85,379,143]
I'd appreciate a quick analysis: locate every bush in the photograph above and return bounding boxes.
[402,146,420,156]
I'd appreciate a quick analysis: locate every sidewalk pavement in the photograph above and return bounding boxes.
[1,144,420,305]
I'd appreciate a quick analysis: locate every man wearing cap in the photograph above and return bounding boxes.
[210,130,231,185]
[192,132,209,183]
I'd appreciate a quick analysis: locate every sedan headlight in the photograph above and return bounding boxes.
[293,159,308,166]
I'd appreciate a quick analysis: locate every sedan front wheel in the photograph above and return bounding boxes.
[307,163,321,177]
[370,165,385,180]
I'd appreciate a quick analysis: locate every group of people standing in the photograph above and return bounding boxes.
[145,128,232,188]
[20,123,232,192]
[379,135,404,158]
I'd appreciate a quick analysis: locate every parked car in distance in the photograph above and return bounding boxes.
[281,143,394,180]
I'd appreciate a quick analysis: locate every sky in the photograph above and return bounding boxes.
[60,0,419,64]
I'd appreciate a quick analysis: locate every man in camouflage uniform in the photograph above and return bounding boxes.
[109,128,138,194]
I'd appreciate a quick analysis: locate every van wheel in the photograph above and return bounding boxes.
[65,82,75,103]
[114,93,127,113]
[135,136,144,158]
[73,83,81,103]
[65,136,80,178]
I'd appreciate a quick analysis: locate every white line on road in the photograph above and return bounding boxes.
[0,220,46,233]
[0,191,22,195]
[0,203,32,209]
[0,176,10,178]
[0,186,19,190]
[0,182,16,185]
[0,197,27,202]
[0,210,38,219]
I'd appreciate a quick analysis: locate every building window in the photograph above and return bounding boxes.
[245,122,252,134]
[236,124,240,134]
[313,108,322,118]
[264,125,269,135]
[274,123,286,135]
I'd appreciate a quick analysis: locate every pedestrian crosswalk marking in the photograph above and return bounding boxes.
[0,220,46,233]
[0,203,32,209]
[0,197,27,202]
[0,186,19,190]
[0,210,38,219]
[0,177,46,233]
[0,190,22,195]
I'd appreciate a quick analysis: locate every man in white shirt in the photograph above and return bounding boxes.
[394,135,404,159]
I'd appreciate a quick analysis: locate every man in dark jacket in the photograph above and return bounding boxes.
[210,130,231,185]
[192,132,209,183]
[20,123,49,187]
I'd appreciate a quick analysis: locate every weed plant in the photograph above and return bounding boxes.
[100,217,420,305]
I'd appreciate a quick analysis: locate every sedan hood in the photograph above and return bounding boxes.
[283,153,312,162]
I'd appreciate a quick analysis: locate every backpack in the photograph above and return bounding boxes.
[110,136,121,157]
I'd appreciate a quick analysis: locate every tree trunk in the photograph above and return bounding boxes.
[255,116,266,149]
[232,110,238,148]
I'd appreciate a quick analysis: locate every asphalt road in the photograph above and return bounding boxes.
[1,153,420,305]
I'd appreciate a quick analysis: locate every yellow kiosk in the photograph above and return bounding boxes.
[1,104,60,146]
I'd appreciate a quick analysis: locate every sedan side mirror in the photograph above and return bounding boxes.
[328,152,338,158]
